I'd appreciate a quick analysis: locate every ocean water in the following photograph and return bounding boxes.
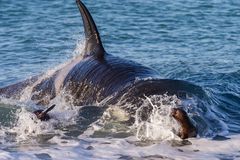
[0,0,240,159]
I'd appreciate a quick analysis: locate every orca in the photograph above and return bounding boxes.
[0,0,204,139]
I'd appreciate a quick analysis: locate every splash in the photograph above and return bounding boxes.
[10,108,56,143]
[0,91,81,144]
[0,38,86,144]
[82,94,182,141]
[133,94,181,141]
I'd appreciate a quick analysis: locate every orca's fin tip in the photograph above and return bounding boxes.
[76,0,105,59]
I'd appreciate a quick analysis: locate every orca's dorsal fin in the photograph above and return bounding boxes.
[76,0,105,59]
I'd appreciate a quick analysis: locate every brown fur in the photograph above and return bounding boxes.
[171,108,197,139]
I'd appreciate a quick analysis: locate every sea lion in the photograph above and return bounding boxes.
[0,0,201,139]
[171,108,197,139]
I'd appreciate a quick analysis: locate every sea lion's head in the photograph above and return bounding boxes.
[171,108,188,122]
[171,108,197,139]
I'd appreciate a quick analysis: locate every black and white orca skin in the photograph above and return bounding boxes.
[0,0,205,111]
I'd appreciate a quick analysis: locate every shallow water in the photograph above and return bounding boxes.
[0,0,240,159]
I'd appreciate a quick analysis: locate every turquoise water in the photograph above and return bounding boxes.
[0,0,240,159]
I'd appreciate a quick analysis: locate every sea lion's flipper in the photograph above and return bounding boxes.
[76,0,105,59]
[33,104,56,121]
[42,104,56,115]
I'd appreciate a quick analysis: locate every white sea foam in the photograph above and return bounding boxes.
[1,88,233,160]
[0,90,238,159]
[0,95,80,143]
[134,95,181,141]
[1,134,240,160]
